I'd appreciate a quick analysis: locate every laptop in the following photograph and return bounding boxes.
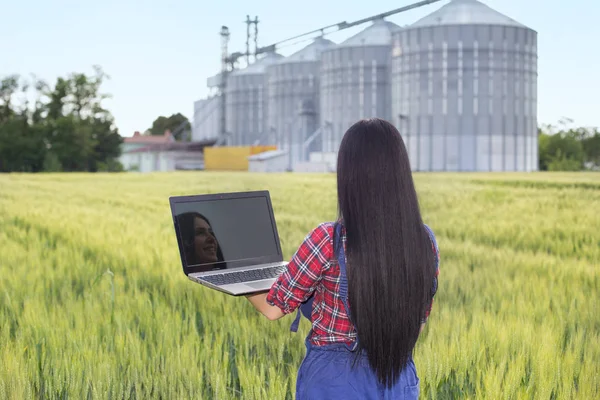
[169,190,288,296]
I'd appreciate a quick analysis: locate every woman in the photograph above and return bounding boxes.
[246,118,440,399]
[177,212,226,267]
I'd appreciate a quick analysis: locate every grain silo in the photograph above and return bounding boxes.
[192,95,221,142]
[226,52,284,146]
[391,0,538,171]
[267,37,335,163]
[320,19,399,152]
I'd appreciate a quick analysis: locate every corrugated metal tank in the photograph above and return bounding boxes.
[392,0,538,172]
[266,37,335,162]
[225,52,284,146]
[320,19,399,152]
[192,95,221,142]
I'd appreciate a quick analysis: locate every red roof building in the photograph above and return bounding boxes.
[120,130,216,172]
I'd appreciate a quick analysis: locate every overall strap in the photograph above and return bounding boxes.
[290,306,303,332]
[291,280,315,332]
[335,222,349,301]
[335,223,359,351]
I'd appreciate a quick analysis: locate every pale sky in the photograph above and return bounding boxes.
[1,0,598,137]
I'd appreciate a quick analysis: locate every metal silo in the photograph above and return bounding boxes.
[192,95,221,142]
[392,0,538,172]
[267,37,335,163]
[226,52,283,146]
[321,19,399,152]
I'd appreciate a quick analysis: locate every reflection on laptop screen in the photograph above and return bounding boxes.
[173,196,279,270]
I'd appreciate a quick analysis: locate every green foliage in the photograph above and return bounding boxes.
[0,67,123,173]
[538,131,583,171]
[96,159,124,172]
[547,156,582,171]
[0,76,20,121]
[0,116,47,172]
[539,120,600,171]
[0,172,598,399]
[42,152,62,173]
[148,113,191,141]
[582,131,600,168]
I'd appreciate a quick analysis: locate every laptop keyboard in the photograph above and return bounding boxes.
[200,264,287,286]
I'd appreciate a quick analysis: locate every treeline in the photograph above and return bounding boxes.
[539,119,600,171]
[0,67,123,172]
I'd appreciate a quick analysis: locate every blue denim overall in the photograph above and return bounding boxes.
[290,223,426,400]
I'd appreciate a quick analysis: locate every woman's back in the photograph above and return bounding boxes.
[268,221,439,347]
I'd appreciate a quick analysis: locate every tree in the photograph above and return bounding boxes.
[148,113,191,141]
[538,119,599,171]
[0,66,123,173]
[581,130,600,169]
[0,76,47,172]
[0,114,46,172]
[0,76,19,123]
[538,131,583,171]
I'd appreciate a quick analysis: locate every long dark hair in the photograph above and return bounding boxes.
[177,212,225,266]
[336,118,436,387]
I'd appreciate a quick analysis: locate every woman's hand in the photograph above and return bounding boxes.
[245,292,285,321]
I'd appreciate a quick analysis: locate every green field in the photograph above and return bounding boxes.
[0,172,598,399]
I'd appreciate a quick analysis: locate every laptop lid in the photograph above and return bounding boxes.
[169,190,284,275]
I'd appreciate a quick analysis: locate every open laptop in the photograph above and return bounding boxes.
[169,190,288,296]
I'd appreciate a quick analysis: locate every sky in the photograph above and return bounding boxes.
[1,0,598,137]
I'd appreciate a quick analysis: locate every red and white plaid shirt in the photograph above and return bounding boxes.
[267,222,440,346]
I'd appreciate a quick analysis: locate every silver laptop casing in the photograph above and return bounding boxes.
[169,190,287,296]
[188,261,288,296]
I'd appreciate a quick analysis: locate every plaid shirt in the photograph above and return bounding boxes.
[267,222,440,346]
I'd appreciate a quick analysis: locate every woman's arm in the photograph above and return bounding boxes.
[245,224,332,321]
[245,292,285,320]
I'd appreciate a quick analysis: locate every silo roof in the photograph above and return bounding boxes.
[411,0,527,29]
[277,37,335,63]
[338,19,400,47]
[231,52,284,76]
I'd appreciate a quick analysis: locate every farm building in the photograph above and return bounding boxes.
[120,131,216,173]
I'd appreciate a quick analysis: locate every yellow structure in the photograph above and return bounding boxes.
[204,146,277,171]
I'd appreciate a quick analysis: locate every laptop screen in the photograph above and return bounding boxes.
[172,195,280,271]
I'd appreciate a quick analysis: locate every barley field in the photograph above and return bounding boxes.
[0,172,598,399]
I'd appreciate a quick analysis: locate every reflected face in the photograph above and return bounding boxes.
[193,217,219,263]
